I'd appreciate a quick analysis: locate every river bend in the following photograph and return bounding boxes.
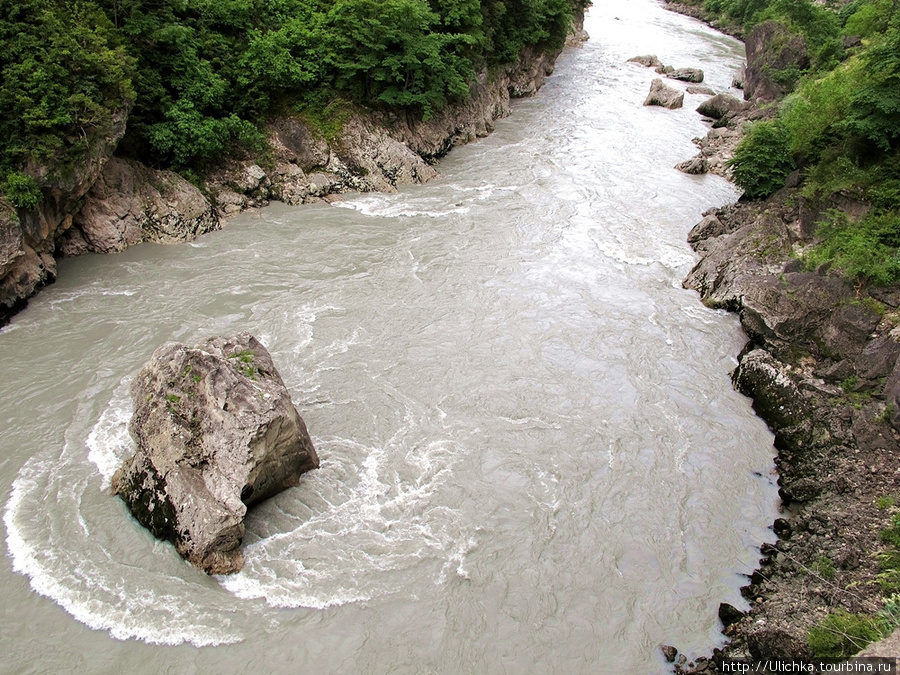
[0,2,777,673]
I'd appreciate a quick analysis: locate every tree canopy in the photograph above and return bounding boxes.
[0,0,586,183]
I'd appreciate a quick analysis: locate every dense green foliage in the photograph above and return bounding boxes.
[803,210,900,285]
[1,172,43,209]
[695,0,900,285]
[0,0,585,191]
[727,120,795,199]
[0,0,135,172]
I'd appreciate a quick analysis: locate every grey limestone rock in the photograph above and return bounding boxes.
[675,156,708,175]
[686,85,716,96]
[687,214,725,243]
[112,332,319,574]
[732,349,811,431]
[643,78,684,109]
[667,67,704,83]
[743,21,809,103]
[696,93,748,120]
[66,158,219,255]
[627,54,662,68]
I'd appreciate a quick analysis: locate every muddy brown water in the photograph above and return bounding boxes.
[0,2,778,673]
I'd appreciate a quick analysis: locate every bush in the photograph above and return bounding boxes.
[729,120,796,199]
[780,57,861,159]
[812,554,836,579]
[803,209,900,286]
[841,28,900,155]
[704,0,769,29]
[843,0,894,40]
[1,171,42,209]
[807,610,887,658]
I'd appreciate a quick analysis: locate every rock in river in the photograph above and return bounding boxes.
[696,93,748,120]
[643,78,684,109]
[112,332,319,574]
[667,67,704,83]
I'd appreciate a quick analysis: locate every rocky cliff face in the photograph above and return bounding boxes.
[59,158,220,255]
[0,20,585,326]
[743,21,809,104]
[0,108,129,325]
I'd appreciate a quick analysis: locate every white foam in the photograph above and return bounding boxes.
[335,193,471,219]
[86,378,135,489]
[4,452,245,646]
[221,411,471,610]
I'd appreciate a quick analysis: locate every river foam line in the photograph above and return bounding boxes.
[6,371,475,643]
[4,450,246,646]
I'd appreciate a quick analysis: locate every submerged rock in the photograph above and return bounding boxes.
[643,78,684,109]
[667,67,704,83]
[732,64,746,90]
[112,332,319,574]
[675,156,708,175]
[627,54,662,67]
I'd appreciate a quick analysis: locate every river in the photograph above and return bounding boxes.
[0,1,778,673]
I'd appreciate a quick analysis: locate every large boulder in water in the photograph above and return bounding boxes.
[112,332,319,574]
[667,67,704,83]
[643,78,684,109]
[696,93,748,120]
[627,54,662,68]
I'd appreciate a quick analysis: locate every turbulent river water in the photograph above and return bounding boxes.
[0,2,780,673]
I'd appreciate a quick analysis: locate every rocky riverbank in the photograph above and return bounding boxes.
[669,188,900,671]
[660,2,900,670]
[0,14,587,328]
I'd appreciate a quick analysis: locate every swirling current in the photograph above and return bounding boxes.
[0,1,779,673]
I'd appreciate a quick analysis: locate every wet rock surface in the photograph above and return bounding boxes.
[112,332,319,574]
[627,54,663,68]
[696,93,748,120]
[60,158,220,255]
[643,78,685,109]
[668,67,705,82]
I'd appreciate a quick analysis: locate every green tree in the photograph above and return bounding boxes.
[0,0,134,170]
[842,28,900,155]
[729,120,796,199]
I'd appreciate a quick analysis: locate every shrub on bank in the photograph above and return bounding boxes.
[807,610,888,658]
[803,210,900,287]
[729,120,796,200]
